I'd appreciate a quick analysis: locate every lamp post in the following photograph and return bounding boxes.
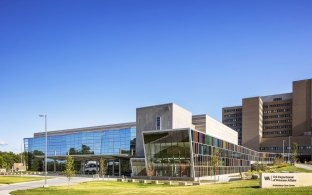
[39,114,49,188]
[282,140,285,163]
[288,136,290,164]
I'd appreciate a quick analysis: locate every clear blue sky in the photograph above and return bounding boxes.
[0,0,311,153]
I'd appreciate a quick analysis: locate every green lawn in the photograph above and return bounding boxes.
[11,179,312,195]
[273,165,312,173]
[246,165,312,176]
[0,176,44,184]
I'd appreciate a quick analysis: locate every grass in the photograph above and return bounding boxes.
[11,179,312,195]
[246,165,312,176]
[0,176,44,184]
[9,165,312,194]
[272,165,312,173]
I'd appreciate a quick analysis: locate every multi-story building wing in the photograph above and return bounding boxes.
[222,79,312,161]
[262,94,292,138]
[222,106,242,145]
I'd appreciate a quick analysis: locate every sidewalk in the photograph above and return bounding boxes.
[295,163,312,171]
[0,176,94,195]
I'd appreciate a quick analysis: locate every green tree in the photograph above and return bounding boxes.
[211,147,220,183]
[31,159,40,171]
[64,155,75,185]
[0,151,19,171]
[68,148,78,155]
[290,142,298,165]
[68,145,94,155]
[0,156,7,169]
[80,145,94,154]
[28,150,44,171]
[273,154,284,166]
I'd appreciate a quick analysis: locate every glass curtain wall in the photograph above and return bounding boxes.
[191,129,276,177]
[143,129,191,178]
[130,158,146,176]
[24,127,136,171]
[143,129,277,179]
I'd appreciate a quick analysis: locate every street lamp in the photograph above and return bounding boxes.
[288,136,290,164]
[282,140,285,163]
[39,114,49,188]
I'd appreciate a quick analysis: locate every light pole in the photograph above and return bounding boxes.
[288,136,290,164]
[39,114,49,188]
[282,140,285,163]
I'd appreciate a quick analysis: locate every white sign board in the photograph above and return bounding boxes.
[261,173,312,188]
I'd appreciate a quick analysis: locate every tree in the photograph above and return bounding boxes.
[68,148,78,155]
[99,158,107,177]
[68,145,94,155]
[273,154,284,166]
[28,150,44,171]
[0,156,7,169]
[290,142,298,165]
[211,147,220,183]
[0,151,20,171]
[64,155,75,185]
[81,145,94,154]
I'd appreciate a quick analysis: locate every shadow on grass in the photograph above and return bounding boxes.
[232,185,260,189]
[229,178,241,181]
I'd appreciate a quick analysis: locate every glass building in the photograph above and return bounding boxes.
[143,129,191,178]
[24,103,277,180]
[142,128,276,179]
[24,123,136,175]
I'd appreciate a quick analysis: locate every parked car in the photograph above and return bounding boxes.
[84,163,97,174]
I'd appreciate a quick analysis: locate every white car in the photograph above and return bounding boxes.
[84,163,97,174]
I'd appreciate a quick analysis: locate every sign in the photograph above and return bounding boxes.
[13,163,26,172]
[261,173,312,188]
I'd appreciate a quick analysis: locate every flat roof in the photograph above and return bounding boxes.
[222,105,242,109]
[136,102,174,110]
[192,114,207,118]
[34,122,136,137]
[261,93,292,102]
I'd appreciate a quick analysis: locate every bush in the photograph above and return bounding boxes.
[273,156,284,166]
[251,162,267,172]
[276,163,288,168]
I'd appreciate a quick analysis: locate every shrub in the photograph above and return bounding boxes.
[251,162,267,172]
[276,163,288,168]
[64,155,75,185]
[273,156,284,166]
[290,142,298,165]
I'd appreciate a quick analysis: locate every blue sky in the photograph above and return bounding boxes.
[0,0,311,152]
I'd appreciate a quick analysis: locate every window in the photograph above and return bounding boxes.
[156,116,161,130]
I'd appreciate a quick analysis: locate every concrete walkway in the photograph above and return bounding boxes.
[295,163,312,171]
[0,176,95,195]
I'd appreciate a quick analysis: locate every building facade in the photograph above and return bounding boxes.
[24,123,136,176]
[141,128,274,179]
[222,107,242,145]
[222,79,312,161]
[25,103,276,180]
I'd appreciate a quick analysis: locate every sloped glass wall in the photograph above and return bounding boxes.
[143,129,191,177]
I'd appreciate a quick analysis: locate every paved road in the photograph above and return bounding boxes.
[0,176,95,195]
[295,163,312,171]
